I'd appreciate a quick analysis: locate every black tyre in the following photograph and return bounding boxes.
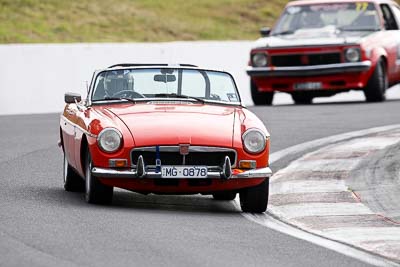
[63,153,85,192]
[251,80,274,105]
[212,191,237,201]
[85,150,113,204]
[291,92,313,104]
[364,59,387,102]
[239,179,269,213]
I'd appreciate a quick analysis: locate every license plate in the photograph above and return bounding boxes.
[294,82,322,90]
[161,166,208,178]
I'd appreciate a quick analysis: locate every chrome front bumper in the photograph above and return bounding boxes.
[91,166,272,179]
[246,61,371,77]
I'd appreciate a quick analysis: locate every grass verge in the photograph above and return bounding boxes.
[0,0,287,43]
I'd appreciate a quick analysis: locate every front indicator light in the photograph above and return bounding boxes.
[109,159,127,167]
[239,160,257,169]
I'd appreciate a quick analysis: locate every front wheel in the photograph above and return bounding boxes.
[291,92,313,105]
[212,191,237,201]
[63,153,85,192]
[251,80,274,105]
[239,179,269,213]
[364,59,387,102]
[85,150,113,204]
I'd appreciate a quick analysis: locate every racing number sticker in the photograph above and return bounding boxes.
[356,2,369,11]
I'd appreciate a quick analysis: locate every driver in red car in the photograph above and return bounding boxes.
[104,70,130,97]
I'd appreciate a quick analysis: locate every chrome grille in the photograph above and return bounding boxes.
[131,146,236,167]
[271,53,341,67]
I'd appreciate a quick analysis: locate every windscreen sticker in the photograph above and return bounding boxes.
[286,6,301,14]
[310,4,349,11]
[355,2,369,11]
[227,93,238,102]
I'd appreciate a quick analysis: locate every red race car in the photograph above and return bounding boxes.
[60,64,272,213]
[247,0,400,105]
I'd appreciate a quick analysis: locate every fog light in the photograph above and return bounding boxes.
[109,159,128,167]
[239,160,257,169]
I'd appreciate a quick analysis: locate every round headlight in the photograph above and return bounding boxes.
[97,128,122,153]
[252,53,268,67]
[345,48,361,62]
[242,129,267,154]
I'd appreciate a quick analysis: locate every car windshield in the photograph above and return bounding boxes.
[273,2,380,35]
[91,68,241,104]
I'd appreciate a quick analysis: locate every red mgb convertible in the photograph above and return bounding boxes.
[60,64,272,213]
[247,0,400,105]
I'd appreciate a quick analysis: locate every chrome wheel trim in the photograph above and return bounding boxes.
[379,61,388,95]
[382,63,388,95]
[63,153,68,184]
[85,158,92,199]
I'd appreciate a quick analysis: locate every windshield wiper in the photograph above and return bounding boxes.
[339,27,379,32]
[153,93,205,103]
[272,30,294,36]
[98,97,136,104]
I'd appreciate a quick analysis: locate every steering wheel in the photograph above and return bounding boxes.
[112,90,145,99]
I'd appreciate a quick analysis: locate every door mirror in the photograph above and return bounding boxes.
[64,92,82,104]
[260,27,271,37]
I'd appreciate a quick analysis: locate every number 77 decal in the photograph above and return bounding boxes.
[356,2,369,11]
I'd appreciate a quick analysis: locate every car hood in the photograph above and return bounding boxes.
[253,28,374,48]
[104,103,236,147]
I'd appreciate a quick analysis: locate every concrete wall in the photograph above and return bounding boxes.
[0,41,254,115]
[1,41,399,115]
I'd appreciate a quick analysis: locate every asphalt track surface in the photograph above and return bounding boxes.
[1,98,399,267]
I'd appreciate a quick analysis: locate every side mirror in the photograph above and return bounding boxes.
[64,92,82,104]
[260,27,271,37]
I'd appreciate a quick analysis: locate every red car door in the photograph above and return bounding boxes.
[62,104,80,170]
[73,106,89,177]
